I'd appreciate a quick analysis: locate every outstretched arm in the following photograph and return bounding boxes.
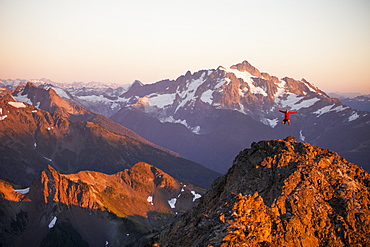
[278,110,285,113]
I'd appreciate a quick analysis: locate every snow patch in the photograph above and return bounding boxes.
[332,105,348,112]
[15,187,30,194]
[13,93,33,105]
[261,118,279,128]
[43,156,52,162]
[348,112,359,122]
[200,89,213,104]
[159,116,187,126]
[52,87,70,99]
[0,115,7,121]
[159,116,201,134]
[168,198,177,209]
[147,93,176,108]
[314,104,349,117]
[78,94,130,106]
[214,79,226,89]
[291,98,320,110]
[147,196,153,205]
[313,104,335,117]
[279,94,320,111]
[279,94,302,108]
[299,130,305,141]
[8,102,26,108]
[48,216,57,229]
[191,191,202,201]
[190,126,201,134]
[110,102,120,109]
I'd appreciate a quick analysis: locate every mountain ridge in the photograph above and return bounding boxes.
[149,136,370,246]
[3,60,369,174]
[0,163,205,246]
[6,60,368,173]
[106,60,369,173]
[0,83,220,188]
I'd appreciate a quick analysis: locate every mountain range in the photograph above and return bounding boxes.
[30,60,369,173]
[1,59,370,246]
[0,82,220,188]
[337,95,370,112]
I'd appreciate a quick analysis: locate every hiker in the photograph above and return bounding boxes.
[278,109,298,125]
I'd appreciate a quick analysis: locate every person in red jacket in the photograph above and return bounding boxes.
[279,109,298,125]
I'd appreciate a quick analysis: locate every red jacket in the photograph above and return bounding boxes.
[279,110,297,119]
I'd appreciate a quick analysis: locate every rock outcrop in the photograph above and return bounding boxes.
[29,163,205,218]
[0,163,206,247]
[152,137,370,246]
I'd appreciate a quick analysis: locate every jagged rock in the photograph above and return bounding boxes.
[151,137,370,246]
[28,163,205,217]
[0,163,206,247]
[0,181,24,202]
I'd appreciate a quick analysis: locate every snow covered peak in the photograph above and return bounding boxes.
[49,59,350,131]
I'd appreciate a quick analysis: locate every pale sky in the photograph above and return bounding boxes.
[1,0,370,93]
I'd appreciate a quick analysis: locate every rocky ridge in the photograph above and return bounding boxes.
[151,137,370,247]
[0,163,205,246]
[31,163,204,218]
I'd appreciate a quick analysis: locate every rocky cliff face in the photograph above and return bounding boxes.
[30,163,204,218]
[152,137,370,246]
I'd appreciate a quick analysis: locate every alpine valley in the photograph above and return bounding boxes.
[13,60,367,174]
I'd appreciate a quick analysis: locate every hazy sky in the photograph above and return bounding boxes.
[1,0,369,93]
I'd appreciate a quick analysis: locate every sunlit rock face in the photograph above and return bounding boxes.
[152,137,370,247]
[0,163,206,247]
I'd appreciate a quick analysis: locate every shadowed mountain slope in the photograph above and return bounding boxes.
[0,84,220,188]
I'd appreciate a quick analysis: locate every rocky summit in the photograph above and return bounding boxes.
[151,136,370,247]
